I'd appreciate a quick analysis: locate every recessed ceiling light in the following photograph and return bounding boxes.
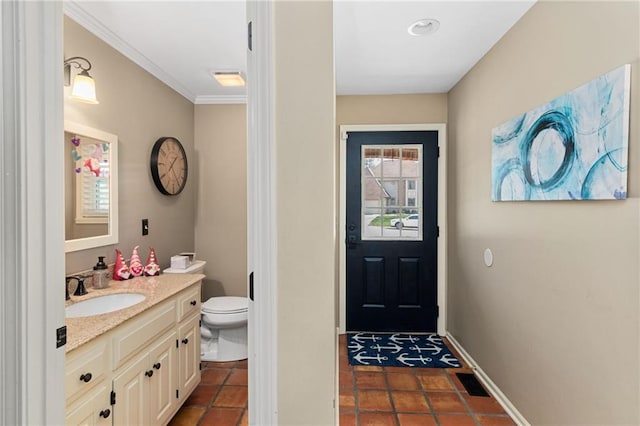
[213,72,246,87]
[408,18,440,37]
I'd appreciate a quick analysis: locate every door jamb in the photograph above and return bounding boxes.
[339,124,447,336]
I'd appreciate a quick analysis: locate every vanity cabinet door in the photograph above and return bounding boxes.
[65,384,112,426]
[112,354,149,426]
[177,314,201,401]
[148,330,178,426]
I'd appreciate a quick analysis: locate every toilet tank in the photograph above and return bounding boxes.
[163,260,206,275]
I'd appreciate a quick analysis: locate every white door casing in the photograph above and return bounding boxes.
[0,1,66,424]
[339,124,448,336]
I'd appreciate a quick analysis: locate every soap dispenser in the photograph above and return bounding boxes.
[92,256,110,289]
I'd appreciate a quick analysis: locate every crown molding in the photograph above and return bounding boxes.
[195,95,248,105]
[63,1,196,103]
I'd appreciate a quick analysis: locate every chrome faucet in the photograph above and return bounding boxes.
[65,276,88,300]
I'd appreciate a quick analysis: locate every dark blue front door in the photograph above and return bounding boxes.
[346,131,438,332]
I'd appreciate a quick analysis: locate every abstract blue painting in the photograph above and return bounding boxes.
[492,64,631,201]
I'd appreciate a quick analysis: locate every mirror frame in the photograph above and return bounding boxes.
[64,120,119,252]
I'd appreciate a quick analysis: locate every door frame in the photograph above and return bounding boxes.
[339,124,447,336]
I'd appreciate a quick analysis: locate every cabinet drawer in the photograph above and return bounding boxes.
[112,299,176,370]
[65,336,110,405]
[177,283,201,322]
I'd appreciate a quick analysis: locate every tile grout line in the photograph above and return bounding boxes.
[413,367,441,426]
[382,368,401,426]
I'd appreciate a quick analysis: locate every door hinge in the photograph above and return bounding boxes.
[56,326,67,348]
[436,305,440,318]
[110,390,116,405]
[176,339,179,348]
[176,389,180,399]
[199,319,202,328]
[437,226,440,238]
[437,146,440,158]
[199,362,203,371]
[248,21,253,51]
[249,272,254,301]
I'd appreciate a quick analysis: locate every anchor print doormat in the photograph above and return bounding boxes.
[347,333,462,368]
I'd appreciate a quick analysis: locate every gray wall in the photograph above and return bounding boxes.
[64,17,195,274]
[447,2,639,424]
[194,104,247,301]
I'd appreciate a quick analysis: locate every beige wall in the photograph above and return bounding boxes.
[447,2,639,424]
[64,17,195,274]
[337,94,447,125]
[274,2,336,424]
[194,104,247,300]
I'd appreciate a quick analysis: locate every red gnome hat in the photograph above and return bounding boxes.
[114,248,132,281]
[144,247,161,276]
[129,245,144,277]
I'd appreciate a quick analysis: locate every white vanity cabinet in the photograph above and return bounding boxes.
[65,281,202,426]
[65,334,112,425]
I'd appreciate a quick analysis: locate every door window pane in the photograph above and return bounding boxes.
[362,145,422,241]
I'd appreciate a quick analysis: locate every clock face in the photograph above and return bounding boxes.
[150,137,188,195]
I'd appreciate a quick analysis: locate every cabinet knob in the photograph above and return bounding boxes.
[153,362,161,370]
[79,373,92,383]
[99,409,111,419]
[190,300,197,306]
[145,370,154,378]
[181,338,189,345]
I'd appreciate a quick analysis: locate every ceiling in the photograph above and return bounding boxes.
[64,1,536,104]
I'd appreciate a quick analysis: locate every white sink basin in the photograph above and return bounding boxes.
[66,293,146,318]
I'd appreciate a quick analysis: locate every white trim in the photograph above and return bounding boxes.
[339,124,447,336]
[63,1,196,103]
[195,95,248,105]
[246,1,278,424]
[1,1,65,424]
[446,333,531,426]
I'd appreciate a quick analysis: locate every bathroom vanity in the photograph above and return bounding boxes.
[64,274,203,425]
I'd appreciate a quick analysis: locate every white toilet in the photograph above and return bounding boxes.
[163,259,248,362]
[200,296,248,362]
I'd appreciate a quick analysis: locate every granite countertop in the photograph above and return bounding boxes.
[65,273,204,353]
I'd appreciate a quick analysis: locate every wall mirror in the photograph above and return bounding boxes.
[64,121,119,252]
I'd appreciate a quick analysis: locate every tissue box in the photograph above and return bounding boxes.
[179,252,196,265]
[170,255,189,269]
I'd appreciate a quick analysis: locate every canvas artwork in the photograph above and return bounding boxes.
[491,64,631,201]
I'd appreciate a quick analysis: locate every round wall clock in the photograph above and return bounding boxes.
[150,136,188,196]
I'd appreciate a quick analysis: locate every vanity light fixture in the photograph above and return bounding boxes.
[64,56,99,104]
[408,18,440,37]
[213,72,246,87]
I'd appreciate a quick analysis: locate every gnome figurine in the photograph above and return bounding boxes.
[113,248,132,281]
[129,245,144,277]
[144,247,161,276]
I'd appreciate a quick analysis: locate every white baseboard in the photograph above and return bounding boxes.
[446,333,530,426]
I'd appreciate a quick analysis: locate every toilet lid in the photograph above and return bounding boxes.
[202,296,248,314]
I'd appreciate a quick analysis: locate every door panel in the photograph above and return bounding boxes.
[346,131,438,332]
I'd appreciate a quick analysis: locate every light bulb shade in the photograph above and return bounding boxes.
[70,72,99,104]
[213,72,246,87]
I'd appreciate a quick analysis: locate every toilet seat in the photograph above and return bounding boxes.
[202,296,248,314]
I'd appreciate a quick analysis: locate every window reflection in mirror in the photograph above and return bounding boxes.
[64,121,118,252]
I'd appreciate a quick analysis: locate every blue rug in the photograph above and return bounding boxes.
[347,332,462,368]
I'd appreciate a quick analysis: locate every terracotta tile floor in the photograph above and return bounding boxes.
[339,334,516,426]
[169,336,516,425]
[168,359,248,426]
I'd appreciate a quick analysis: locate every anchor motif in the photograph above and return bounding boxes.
[439,353,460,367]
[389,334,419,344]
[370,342,403,354]
[347,342,365,352]
[396,353,432,367]
[424,334,443,345]
[352,352,388,365]
[409,344,443,355]
[352,333,382,343]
